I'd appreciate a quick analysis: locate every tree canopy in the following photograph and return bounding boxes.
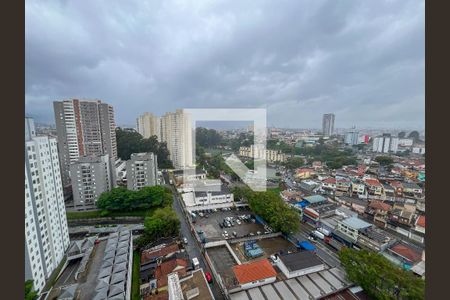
[339,248,425,300]
[25,280,38,300]
[116,127,173,168]
[234,187,300,234]
[375,156,394,166]
[196,127,223,148]
[407,131,420,142]
[283,157,304,170]
[294,144,356,169]
[96,186,172,212]
[135,206,181,247]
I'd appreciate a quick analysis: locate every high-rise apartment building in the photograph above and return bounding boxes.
[345,130,359,145]
[372,133,399,153]
[136,112,160,140]
[70,154,116,208]
[322,113,335,137]
[126,152,159,190]
[53,99,117,187]
[160,109,193,168]
[25,117,70,292]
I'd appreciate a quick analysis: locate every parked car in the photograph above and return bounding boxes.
[183,237,188,244]
[205,272,213,283]
[236,220,242,225]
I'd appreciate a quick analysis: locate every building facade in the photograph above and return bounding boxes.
[53,99,117,187]
[126,153,159,190]
[160,109,193,169]
[372,134,399,153]
[322,113,335,137]
[344,130,359,145]
[70,154,116,208]
[136,112,161,140]
[25,118,70,292]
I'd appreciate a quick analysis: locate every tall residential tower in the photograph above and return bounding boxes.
[322,113,335,137]
[136,112,160,140]
[25,117,70,292]
[53,99,117,187]
[160,109,193,169]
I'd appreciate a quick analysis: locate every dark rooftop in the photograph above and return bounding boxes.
[278,251,324,272]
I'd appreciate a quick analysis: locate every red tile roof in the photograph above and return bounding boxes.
[323,178,336,184]
[369,200,392,211]
[233,259,277,285]
[141,243,180,264]
[364,178,382,187]
[390,244,422,263]
[416,215,425,228]
[155,258,188,287]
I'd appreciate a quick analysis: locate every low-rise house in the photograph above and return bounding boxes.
[312,161,323,170]
[402,182,423,195]
[295,168,315,179]
[364,200,392,228]
[302,201,338,224]
[382,183,395,198]
[335,216,372,244]
[274,251,326,279]
[155,258,188,289]
[322,177,336,190]
[351,180,367,198]
[232,259,277,290]
[386,243,422,269]
[390,181,404,197]
[336,196,367,214]
[336,176,352,192]
[357,226,395,252]
[364,178,383,196]
[415,215,425,234]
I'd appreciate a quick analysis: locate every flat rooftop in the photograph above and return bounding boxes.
[278,251,324,272]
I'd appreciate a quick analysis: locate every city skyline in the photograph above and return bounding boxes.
[26,0,424,129]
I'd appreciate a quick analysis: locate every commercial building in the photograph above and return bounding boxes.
[335,217,372,243]
[160,109,193,169]
[126,153,158,190]
[181,183,234,212]
[274,251,326,279]
[25,117,70,292]
[136,112,161,140]
[53,99,117,187]
[70,154,116,208]
[322,113,335,137]
[372,133,399,153]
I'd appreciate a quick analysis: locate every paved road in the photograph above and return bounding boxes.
[168,182,225,300]
[292,223,342,268]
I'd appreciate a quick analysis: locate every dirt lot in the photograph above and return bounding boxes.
[230,236,297,263]
[193,208,266,240]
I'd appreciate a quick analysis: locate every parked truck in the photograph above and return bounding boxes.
[192,257,200,269]
[317,227,331,236]
[312,230,325,240]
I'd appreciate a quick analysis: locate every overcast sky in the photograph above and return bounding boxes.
[25,0,424,129]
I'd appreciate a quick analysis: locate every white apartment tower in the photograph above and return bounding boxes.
[160,109,193,169]
[136,112,161,140]
[25,117,70,292]
[372,134,399,153]
[70,154,116,208]
[53,99,117,187]
[322,113,335,137]
[126,152,159,190]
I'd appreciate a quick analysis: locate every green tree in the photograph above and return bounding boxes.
[407,131,420,142]
[283,157,304,170]
[96,186,172,212]
[398,131,406,138]
[375,156,394,166]
[196,127,223,148]
[243,188,300,234]
[135,207,181,247]
[339,248,424,300]
[115,127,173,169]
[25,280,38,300]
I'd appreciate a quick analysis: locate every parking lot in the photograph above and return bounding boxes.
[231,236,297,263]
[193,208,267,240]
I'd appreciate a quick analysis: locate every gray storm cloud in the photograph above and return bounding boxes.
[25,0,424,129]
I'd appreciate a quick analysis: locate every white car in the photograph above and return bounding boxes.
[236,220,242,225]
[183,237,188,244]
